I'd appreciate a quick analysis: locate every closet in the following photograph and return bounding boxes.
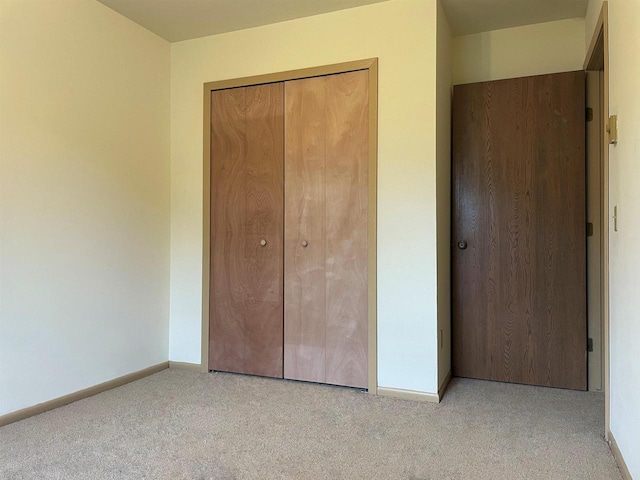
[209,67,371,389]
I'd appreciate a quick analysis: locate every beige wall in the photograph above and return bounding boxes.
[436,1,452,389]
[585,1,640,477]
[453,18,586,85]
[0,0,171,416]
[169,0,444,394]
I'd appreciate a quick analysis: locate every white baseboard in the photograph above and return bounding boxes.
[438,370,452,401]
[377,386,440,403]
[609,430,633,480]
[378,372,452,404]
[0,362,169,428]
[168,361,203,372]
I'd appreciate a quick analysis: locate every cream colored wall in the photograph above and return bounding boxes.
[452,18,586,85]
[436,1,452,389]
[0,0,171,416]
[170,0,443,394]
[585,1,640,477]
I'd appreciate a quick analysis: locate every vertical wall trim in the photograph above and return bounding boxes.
[367,60,379,395]
[609,431,633,480]
[201,85,212,373]
[584,0,610,439]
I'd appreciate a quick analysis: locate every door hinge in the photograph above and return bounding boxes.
[607,115,618,144]
[587,222,594,237]
[587,338,594,352]
[586,107,594,122]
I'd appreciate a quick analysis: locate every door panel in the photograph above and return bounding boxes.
[210,83,284,378]
[452,71,587,390]
[324,71,369,388]
[283,77,328,384]
[284,70,369,388]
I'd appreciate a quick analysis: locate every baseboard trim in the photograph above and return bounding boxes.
[609,430,633,480]
[438,370,452,401]
[0,362,169,428]
[169,361,203,372]
[377,386,439,403]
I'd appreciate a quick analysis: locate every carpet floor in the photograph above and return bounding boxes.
[0,369,621,480]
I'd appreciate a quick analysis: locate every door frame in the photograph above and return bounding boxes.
[584,1,610,438]
[200,58,379,394]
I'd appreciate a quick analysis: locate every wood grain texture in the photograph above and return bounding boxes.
[210,83,284,378]
[452,71,587,390]
[200,59,379,387]
[284,71,369,388]
[283,77,327,384]
[324,71,369,388]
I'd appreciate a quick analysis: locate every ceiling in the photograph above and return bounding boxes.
[98,0,591,43]
[97,0,390,42]
[441,0,589,36]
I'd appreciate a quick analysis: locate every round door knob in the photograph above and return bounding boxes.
[260,239,267,247]
[301,240,309,248]
[457,240,468,250]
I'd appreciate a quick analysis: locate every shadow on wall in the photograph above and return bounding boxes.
[454,35,492,84]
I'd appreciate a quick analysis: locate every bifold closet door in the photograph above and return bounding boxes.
[210,83,284,378]
[284,70,369,389]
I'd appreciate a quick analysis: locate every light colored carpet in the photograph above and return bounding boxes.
[0,370,621,480]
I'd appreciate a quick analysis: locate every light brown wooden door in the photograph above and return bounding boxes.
[284,70,369,388]
[452,71,587,390]
[210,83,284,378]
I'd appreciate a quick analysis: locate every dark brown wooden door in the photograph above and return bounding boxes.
[209,83,284,378]
[452,71,587,390]
[284,70,369,388]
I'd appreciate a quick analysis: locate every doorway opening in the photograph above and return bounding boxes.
[451,2,609,433]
